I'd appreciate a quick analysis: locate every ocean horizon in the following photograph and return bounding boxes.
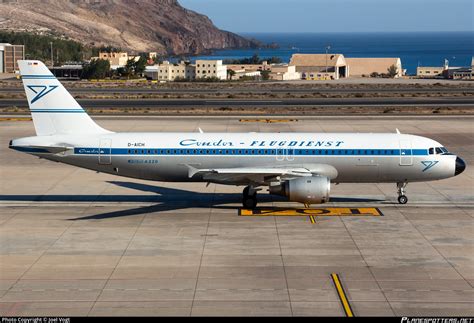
[191,31,474,75]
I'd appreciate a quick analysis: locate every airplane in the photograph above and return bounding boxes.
[9,60,466,208]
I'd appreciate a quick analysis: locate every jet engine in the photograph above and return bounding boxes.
[270,176,330,204]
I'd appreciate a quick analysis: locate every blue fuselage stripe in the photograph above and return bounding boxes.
[22,75,56,79]
[73,147,428,156]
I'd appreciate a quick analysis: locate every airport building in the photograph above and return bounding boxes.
[0,43,25,73]
[98,51,129,67]
[226,61,271,73]
[289,53,348,80]
[195,60,227,80]
[346,57,403,78]
[417,59,449,78]
[145,61,196,81]
[268,64,301,81]
[417,66,447,78]
[50,64,83,80]
[450,57,473,80]
[96,51,141,69]
[229,69,261,80]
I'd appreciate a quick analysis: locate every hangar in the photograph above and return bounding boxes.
[346,57,403,78]
[289,53,348,80]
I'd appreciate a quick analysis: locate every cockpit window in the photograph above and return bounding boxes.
[429,147,449,155]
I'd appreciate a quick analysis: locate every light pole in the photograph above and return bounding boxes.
[325,45,331,78]
[50,42,54,67]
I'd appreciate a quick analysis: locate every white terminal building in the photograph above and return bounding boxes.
[145,60,226,81]
[195,60,227,80]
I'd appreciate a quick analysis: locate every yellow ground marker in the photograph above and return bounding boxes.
[239,207,383,217]
[239,119,298,123]
[309,215,316,224]
[331,273,354,317]
[0,117,32,122]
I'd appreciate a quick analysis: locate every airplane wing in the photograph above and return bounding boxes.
[187,164,338,185]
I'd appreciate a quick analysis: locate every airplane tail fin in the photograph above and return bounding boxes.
[18,60,110,136]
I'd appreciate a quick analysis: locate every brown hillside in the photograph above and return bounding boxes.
[0,0,260,54]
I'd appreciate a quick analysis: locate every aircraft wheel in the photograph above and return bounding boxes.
[398,195,408,204]
[242,186,258,209]
[242,195,257,209]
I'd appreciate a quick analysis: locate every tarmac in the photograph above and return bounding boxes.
[1,97,474,110]
[0,115,473,316]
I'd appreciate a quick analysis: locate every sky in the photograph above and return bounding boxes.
[179,0,473,33]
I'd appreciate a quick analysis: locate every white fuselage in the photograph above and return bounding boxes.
[11,132,457,184]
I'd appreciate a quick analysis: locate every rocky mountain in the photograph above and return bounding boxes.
[0,0,261,54]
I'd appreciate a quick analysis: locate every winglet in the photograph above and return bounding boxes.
[396,128,401,134]
[198,128,204,133]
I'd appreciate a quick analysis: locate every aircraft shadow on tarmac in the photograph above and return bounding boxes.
[0,181,385,220]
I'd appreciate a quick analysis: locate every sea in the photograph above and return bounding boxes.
[191,32,474,75]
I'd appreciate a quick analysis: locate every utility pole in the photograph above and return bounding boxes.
[50,42,54,67]
[325,45,331,79]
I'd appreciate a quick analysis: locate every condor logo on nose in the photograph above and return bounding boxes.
[27,85,58,104]
[421,160,439,172]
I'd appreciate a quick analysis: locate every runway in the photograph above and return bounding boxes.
[0,116,473,316]
[1,97,474,109]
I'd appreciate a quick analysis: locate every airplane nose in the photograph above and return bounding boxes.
[455,157,466,176]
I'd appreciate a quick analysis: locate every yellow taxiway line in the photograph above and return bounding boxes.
[331,273,354,317]
[239,119,298,123]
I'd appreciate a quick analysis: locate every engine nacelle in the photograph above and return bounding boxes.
[270,176,330,204]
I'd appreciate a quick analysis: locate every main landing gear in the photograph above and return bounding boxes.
[397,182,408,204]
[242,186,258,209]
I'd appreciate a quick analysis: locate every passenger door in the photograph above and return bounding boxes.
[399,140,413,166]
[99,138,112,165]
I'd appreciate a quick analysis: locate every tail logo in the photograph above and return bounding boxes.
[27,85,58,104]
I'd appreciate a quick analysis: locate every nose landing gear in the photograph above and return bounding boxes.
[397,182,408,204]
[242,185,258,209]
